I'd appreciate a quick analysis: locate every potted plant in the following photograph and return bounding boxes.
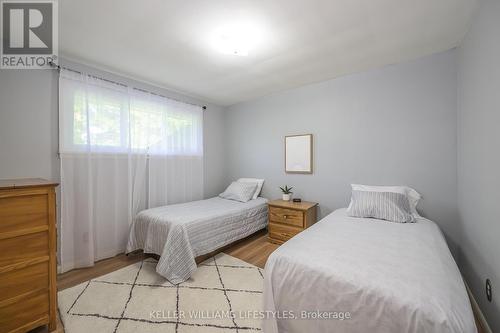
[280,185,293,201]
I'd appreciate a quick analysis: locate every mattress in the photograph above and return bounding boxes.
[263,208,476,333]
[126,197,268,284]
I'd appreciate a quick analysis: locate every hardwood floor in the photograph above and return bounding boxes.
[57,251,146,291]
[32,230,485,333]
[57,229,277,291]
[224,229,280,268]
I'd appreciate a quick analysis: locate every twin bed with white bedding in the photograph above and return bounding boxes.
[263,208,476,333]
[126,196,268,284]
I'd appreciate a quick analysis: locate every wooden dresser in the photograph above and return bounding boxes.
[0,178,58,333]
[267,199,318,244]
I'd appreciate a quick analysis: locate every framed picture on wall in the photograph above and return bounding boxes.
[285,134,313,174]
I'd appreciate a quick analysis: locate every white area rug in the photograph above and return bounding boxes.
[58,253,264,333]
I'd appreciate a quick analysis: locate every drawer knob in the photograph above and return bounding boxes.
[283,215,288,219]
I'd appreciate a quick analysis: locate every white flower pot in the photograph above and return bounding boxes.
[282,194,291,201]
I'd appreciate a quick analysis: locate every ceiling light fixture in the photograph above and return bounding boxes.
[212,23,260,57]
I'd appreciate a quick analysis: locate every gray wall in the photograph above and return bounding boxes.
[0,70,59,181]
[457,0,500,330]
[203,102,227,197]
[225,50,461,253]
[0,60,226,198]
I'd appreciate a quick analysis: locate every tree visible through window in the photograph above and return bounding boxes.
[67,86,202,156]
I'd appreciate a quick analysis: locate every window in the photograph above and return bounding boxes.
[59,70,203,156]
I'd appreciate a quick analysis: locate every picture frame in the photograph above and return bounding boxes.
[285,134,313,174]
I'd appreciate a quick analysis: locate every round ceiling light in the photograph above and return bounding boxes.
[212,23,260,57]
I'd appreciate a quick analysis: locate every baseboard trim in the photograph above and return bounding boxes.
[464,279,492,333]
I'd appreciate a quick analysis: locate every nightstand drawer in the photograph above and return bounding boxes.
[269,206,304,227]
[268,222,302,242]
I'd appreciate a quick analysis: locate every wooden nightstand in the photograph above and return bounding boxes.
[267,199,318,244]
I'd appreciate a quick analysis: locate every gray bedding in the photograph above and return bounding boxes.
[126,197,268,284]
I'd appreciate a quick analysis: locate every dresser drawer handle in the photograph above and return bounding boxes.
[283,215,288,219]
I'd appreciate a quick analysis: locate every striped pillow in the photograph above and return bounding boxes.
[347,190,415,223]
[219,181,258,203]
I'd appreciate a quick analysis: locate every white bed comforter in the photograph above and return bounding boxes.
[127,197,268,284]
[263,208,476,333]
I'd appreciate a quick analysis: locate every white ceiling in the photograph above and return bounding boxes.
[60,0,477,106]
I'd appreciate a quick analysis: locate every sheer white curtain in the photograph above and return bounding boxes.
[59,69,203,273]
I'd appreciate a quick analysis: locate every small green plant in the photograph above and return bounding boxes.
[279,185,293,194]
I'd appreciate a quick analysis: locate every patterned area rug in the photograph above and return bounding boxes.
[58,253,264,333]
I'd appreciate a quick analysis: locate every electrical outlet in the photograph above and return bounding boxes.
[486,279,492,302]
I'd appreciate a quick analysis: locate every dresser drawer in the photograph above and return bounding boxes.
[0,288,49,333]
[268,222,302,242]
[0,231,49,268]
[0,194,48,235]
[269,206,304,227]
[0,261,49,303]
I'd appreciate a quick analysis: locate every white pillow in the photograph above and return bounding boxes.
[348,184,421,217]
[237,178,265,200]
[347,190,415,223]
[219,181,258,203]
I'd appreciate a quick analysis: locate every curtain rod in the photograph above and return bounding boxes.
[48,61,207,110]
